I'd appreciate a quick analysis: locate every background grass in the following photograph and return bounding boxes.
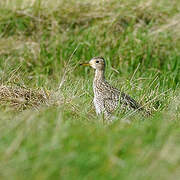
[0,0,180,179]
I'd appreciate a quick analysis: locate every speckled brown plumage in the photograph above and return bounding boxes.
[81,57,144,120]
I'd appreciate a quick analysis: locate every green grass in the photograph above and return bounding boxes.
[0,0,180,179]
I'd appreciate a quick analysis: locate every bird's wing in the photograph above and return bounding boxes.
[103,97,118,114]
[103,89,120,113]
[101,81,143,112]
[120,92,143,111]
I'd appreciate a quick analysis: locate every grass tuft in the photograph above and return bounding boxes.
[0,84,49,110]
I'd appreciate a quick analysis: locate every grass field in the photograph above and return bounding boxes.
[0,0,180,179]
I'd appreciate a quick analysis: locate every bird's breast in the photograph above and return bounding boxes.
[93,97,102,114]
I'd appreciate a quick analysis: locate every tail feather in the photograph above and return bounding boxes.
[121,93,151,116]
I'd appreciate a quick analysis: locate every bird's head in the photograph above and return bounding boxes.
[80,57,105,71]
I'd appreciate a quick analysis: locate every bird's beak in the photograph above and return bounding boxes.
[80,63,90,66]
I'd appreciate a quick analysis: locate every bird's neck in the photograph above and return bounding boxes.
[94,69,105,82]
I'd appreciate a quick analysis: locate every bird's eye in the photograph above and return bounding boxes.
[96,60,99,63]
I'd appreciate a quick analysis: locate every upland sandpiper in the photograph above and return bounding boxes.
[80,57,145,120]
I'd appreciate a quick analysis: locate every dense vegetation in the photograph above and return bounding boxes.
[0,0,179,179]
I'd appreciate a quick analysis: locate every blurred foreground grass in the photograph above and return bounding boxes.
[0,0,180,179]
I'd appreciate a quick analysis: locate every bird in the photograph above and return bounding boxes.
[80,57,146,120]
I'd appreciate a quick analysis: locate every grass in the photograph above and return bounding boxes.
[0,0,180,179]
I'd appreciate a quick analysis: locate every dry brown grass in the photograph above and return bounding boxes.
[0,84,49,110]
